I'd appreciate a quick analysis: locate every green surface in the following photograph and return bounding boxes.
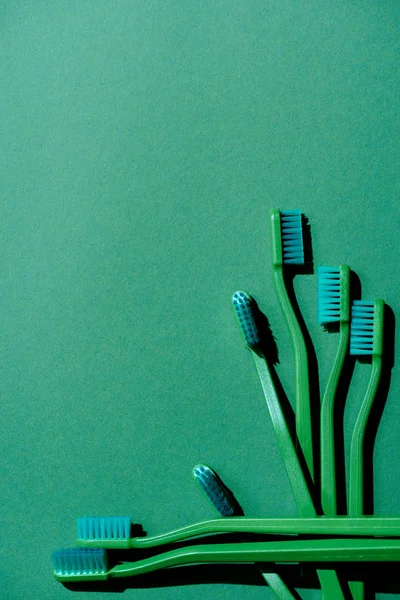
[1,2,399,599]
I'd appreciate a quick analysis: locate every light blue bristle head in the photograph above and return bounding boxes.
[280,210,304,265]
[318,266,341,325]
[232,291,260,349]
[52,547,108,576]
[193,464,236,517]
[77,516,131,540]
[350,300,375,355]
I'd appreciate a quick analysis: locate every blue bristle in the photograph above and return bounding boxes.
[280,210,304,265]
[318,266,341,325]
[350,300,375,355]
[232,291,260,349]
[52,548,108,575]
[193,465,236,517]
[77,516,131,540]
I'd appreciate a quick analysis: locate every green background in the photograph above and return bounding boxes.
[1,1,399,599]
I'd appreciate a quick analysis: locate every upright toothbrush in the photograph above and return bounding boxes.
[193,463,297,600]
[270,209,314,482]
[232,290,345,600]
[318,266,351,516]
[52,538,400,582]
[348,299,384,600]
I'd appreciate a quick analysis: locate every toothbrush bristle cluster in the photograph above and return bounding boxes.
[350,301,375,356]
[280,210,304,265]
[318,266,342,325]
[193,465,236,517]
[232,291,260,350]
[52,547,107,576]
[77,516,131,540]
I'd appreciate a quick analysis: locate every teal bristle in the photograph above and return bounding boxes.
[77,516,131,540]
[232,291,260,349]
[193,465,237,517]
[52,548,108,576]
[318,266,341,325]
[280,210,304,265]
[350,301,375,356]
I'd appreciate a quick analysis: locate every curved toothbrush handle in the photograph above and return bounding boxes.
[110,538,400,578]
[349,356,382,515]
[272,266,314,483]
[349,355,383,600]
[253,353,315,517]
[253,353,346,600]
[321,322,350,515]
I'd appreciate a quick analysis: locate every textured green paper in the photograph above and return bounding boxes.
[1,2,399,599]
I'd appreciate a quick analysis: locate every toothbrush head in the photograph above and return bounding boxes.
[318,265,350,326]
[280,210,305,265]
[350,299,384,357]
[270,209,305,266]
[232,291,260,351]
[77,516,132,548]
[193,464,242,517]
[52,547,109,581]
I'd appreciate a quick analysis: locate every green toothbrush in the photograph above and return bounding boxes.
[52,538,400,582]
[348,299,384,600]
[232,290,345,600]
[76,514,400,549]
[270,209,314,482]
[192,463,297,600]
[318,266,351,516]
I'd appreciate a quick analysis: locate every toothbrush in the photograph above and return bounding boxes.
[348,299,384,600]
[193,463,297,600]
[318,266,351,516]
[232,290,345,600]
[76,514,400,549]
[270,209,314,482]
[53,538,400,582]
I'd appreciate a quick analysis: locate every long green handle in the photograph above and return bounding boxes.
[259,572,296,600]
[56,538,400,581]
[349,356,383,600]
[253,353,315,516]
[78,516,400,549]
[272,266,314,483]
[321,323,350,515]
[253,353,345,600]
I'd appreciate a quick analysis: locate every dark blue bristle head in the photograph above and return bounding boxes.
[232,291,260,349]
[193,464,237,517]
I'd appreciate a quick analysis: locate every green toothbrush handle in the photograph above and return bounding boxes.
[109,538,400,578]
[253,353,346,600]
[260,572,296,600]
[321,323,350,516]
[349,356,383,600]
[272,266,314,482]
[349,356,383,516]
[77,516,400,549]
[253,353,315,517]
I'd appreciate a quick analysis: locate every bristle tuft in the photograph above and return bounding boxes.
[52,548,108,576]
[232,291,260,349]
[77,516,131,540]
[318,266,341,325]
[350,300,375,355]
[280,210,304,265]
